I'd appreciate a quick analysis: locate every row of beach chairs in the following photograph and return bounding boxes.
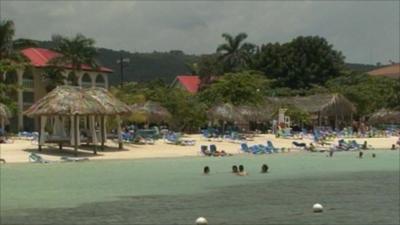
[240,141,282,154]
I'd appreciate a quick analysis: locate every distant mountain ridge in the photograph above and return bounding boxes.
[34,40,379,87]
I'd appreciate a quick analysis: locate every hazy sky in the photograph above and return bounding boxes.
[1,0,399,64]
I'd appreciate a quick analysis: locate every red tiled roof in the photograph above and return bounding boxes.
[21,48,112,73]
[176,75,200,93]
[368,63,400,79]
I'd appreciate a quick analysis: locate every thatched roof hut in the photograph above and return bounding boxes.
[236,104,275,122]
[267,94,356,127]
[0,103,11,120]
[24,86,129,155]
[267,94,356,116]
[25,86,106,117]
[208,103,244,123]
[0,103,11,132]
[130,101,171,123]
[85,87,131,115]
[369,109,400,124]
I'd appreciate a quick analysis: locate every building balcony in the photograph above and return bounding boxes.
[22,79,34,89]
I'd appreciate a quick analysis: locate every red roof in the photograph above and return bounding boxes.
[368,63,400,79]
[21,48,112,73]
[175,75,200,93]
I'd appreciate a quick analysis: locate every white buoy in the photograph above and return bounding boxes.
[313,203,323,213]
[195,217,208,225]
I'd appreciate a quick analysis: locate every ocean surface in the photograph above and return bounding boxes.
[1,150,399,225]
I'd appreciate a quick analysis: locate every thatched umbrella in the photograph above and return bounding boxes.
[130,101,171,123]
[25,86,108,155]
[236,104,276,122]
[85,87,132,115]
[369,109,400,125]
[208,103,243,122]
[85,87,131,149]
[208,103,245,133]
[0,103,11,132]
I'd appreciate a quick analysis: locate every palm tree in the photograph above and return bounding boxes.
[50,34,98,85]
[0,20,37,61]
[216,32,256,72]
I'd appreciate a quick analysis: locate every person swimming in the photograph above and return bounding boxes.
[358,151,363,158]
[372,153,376,158]
[391,144,396,150]
[261,164,269,173]
[203,166,210,175]
[237,165,248,176]
[232,165,238,173]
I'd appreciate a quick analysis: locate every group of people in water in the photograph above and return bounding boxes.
[203,164,269,176]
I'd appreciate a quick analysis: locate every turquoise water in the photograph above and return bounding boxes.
[1,151,399,224]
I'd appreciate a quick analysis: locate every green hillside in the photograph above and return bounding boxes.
[35,40,377,87]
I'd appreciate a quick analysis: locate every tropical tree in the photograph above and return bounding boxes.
[216,32,256,72]
[0,20,36,115]
[198,70,269,106]
[0,20,37,61]
[253,36,345,89]
[326,72,399,116]
[50,33,98,85]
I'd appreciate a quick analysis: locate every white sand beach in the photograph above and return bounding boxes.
[0,134,398,163]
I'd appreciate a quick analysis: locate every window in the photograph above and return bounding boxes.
[67,72,78,86]
[95,74,106,87]
[23,91,35,103]
[81,73,92,88]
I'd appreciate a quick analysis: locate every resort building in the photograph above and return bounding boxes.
[170,75,200,94]
[5,47,112,131]
[367,63,400,79]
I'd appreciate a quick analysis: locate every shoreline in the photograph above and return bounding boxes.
[0,134,398,164]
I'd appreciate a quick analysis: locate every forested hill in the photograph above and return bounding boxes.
[37,40,199,85]
[36,40,378,86]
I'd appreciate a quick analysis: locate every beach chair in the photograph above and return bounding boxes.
[267,141,279,153]
[240,143,265,154]
[200,145,212,156]
[61,156,89,162]
[292,141,307,150]
[28,153,51,163]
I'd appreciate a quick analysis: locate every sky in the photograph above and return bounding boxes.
[1,0,399,64]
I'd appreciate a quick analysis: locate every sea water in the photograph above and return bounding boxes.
[1,151,399,224]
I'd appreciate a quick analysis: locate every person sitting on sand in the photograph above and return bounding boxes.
[237,165,248,176]
[307,143,316,152]
[362,141,368,150]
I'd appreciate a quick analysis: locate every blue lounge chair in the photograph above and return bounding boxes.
[267,141,279,153]
[28,153,51,163]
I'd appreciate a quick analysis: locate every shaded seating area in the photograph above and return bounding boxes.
[267,93,356,129]
[24,86,131,156]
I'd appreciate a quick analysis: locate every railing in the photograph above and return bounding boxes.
[81,82,92,88]
[22,79,34,89]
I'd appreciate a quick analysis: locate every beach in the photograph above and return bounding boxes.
[0,134,398,163]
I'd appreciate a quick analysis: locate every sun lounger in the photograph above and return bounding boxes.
[28,153,51,163]
[267,141,279,153]
[292,141,307,149]
[60,156,89,162]
[200,145,212,156]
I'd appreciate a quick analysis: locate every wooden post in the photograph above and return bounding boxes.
[74,114,78,156]
[100,115,105,151]
[38,116,42,152]
[117,115,123,149]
